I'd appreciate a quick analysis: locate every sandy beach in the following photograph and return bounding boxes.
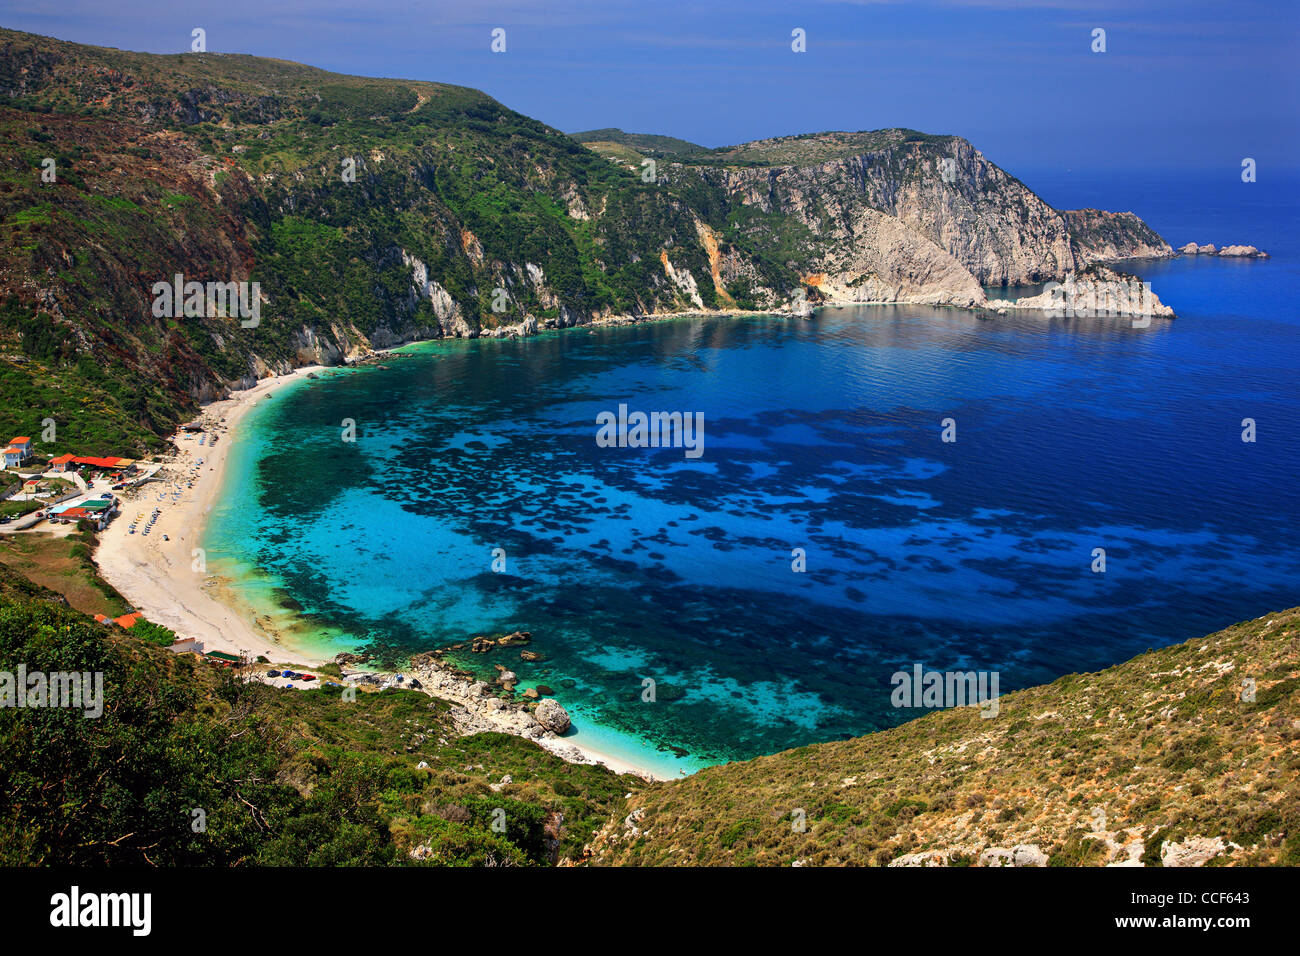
[94,366,325,667]
[92,361,670,781]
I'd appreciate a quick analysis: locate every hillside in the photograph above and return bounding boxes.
[570,128,710,157]
[584,609,1299,866]
[1,26,1169,457]
[1,544,1293,867]
[0,559,634,865]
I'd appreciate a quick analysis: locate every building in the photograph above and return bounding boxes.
[73,456,129,470]
[54,501,115,531]
[6,437,32,460]
[2,446,23,469]
[50,454,78,472]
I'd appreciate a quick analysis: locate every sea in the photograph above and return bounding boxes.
[204,168,1300,778]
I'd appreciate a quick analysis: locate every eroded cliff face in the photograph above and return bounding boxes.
[1064,209,1173,264]
[680,134,1168,310]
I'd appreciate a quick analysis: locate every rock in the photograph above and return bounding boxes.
[497,670,517,685]
[534,698,571,734]
[888,850,949,867]
[520,649,546,662]
[536,684,555,696]
[1160,835,1240,867]
[523,687,539,699]
[1179,241,1268,259]
[993,265,1174,319]
[1217,244,1269,258]
[979,844,1049,867]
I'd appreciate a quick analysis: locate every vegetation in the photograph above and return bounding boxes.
[0,562,633,865]
[0,27,816,452]
[584,609,1299,866]
[0,534,1293,867]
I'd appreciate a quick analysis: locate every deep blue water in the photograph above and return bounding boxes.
[206,169,1299,775]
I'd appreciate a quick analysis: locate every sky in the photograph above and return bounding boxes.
[2,0,1297,173]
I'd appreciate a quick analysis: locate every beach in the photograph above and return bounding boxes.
[94,366,325,667]
[92,365,669,781]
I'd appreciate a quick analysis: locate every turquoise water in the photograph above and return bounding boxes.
[206,171,1300,776]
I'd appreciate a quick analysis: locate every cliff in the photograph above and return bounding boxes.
[1,28,1174,453]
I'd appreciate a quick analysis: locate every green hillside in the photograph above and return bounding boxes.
[570,127,711,157]
[0,560,633,865]
[584,610,1299,866]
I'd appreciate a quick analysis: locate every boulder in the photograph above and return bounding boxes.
[1217,244,1269,258]
[978,844,1049,867]
[534,698,571,734]
[1161,835,1239,867]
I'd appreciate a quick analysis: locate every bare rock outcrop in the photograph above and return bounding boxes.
[534,698,571,734]
[988,265,1174,319]
[1178,241,1268,258]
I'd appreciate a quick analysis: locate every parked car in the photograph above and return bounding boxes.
[299,674,316,682]
[266,670,281,678]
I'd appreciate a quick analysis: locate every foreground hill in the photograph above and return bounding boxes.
[2,27,1167,453]
[0,550,1293,867]
[0,560,632,865]
[584,609,1299,866]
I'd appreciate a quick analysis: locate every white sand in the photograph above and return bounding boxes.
[93,363,672,781]
[95,367,324,667]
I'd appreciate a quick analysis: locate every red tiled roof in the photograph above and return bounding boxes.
[113,612,143,629]
[59,507,91,520]
[9,437,30,444]
[73,456,125,468]
[51,454,77,464]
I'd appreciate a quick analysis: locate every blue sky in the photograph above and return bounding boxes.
[3,0,1297,172]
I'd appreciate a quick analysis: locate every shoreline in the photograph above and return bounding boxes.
[94,365,325,667]
[91,357,673,781]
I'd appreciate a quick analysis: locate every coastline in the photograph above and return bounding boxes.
[94,365,325,667]
[91,356,673,781]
